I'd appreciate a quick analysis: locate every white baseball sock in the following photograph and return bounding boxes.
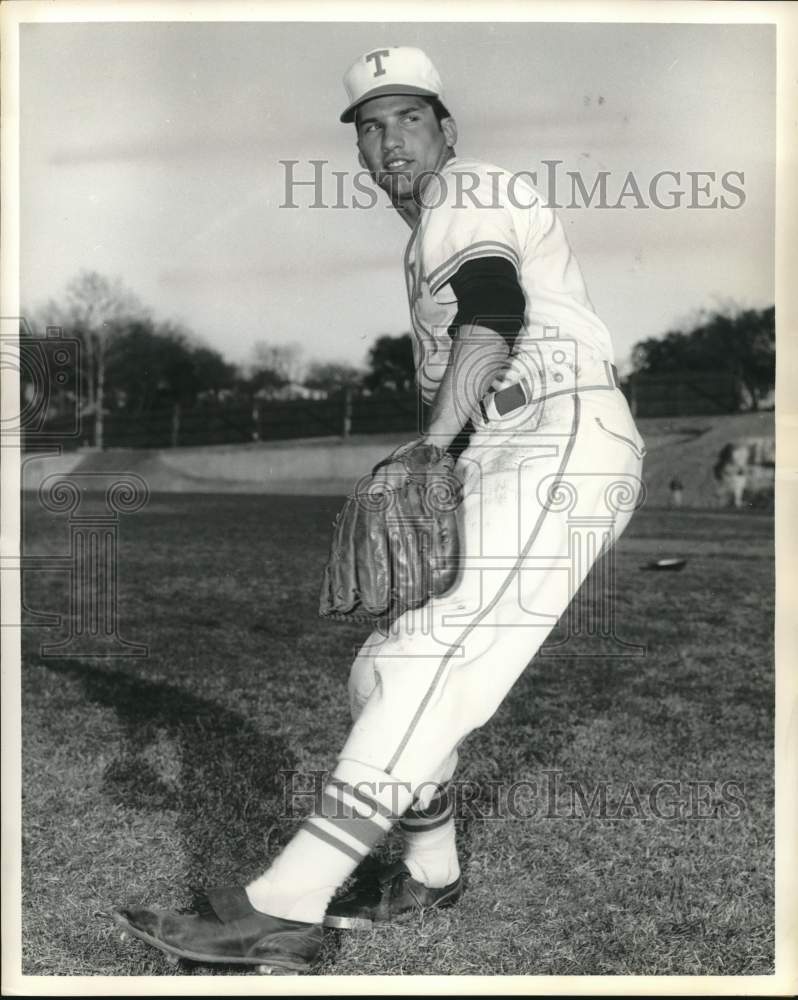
[245,758,412,924]
[400,783,460,888]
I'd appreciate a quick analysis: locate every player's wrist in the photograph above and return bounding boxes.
[419,434,451,458]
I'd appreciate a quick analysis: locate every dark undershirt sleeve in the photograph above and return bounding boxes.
[446,256,526,349]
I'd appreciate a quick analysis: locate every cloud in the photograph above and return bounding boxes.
[47,121,351,167]
[158,254,397,287]
[49,132,265,166]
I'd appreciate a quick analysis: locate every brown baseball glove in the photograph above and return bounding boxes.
[319,439,463,624]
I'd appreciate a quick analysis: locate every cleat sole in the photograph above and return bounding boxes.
[256,964,300,975]
[108,910,310,974]
[323,913,375,931]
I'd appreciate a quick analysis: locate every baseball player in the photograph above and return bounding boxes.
[113,46,646,973]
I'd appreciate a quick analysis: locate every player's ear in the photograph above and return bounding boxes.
[441,116,458,149]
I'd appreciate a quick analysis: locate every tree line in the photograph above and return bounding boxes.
[24,271,774,448]
[25,271,420,448]
[630,305,775,412]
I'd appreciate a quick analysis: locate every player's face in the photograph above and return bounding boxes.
[356,95,455,207]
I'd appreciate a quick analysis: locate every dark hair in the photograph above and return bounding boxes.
[425,96,452,123]
[354,94,453,130]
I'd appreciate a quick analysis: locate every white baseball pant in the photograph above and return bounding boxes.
[342,385,646,804]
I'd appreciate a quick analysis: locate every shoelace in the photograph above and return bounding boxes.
[389,872,411,899]
[182,892,217,918]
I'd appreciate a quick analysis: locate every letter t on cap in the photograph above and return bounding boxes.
[365,49,390,76]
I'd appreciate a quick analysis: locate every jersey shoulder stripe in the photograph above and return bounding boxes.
[428,240,521,295]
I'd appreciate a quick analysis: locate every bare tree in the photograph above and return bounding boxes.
[304,361,364,394]
[250,341,305,389]
[61,272,144,447]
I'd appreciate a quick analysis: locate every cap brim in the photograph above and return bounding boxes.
[340,84,439,123]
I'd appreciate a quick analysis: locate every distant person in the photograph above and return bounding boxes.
[714,443,749,509]
[730,467,747,509]
[669,476,684,508]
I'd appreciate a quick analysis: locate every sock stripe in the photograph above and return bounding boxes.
[304,819,364,863]
[400,810,454,834]
[321,792,361,821]
[400,786,460,889]
[403,797,453,823]
[317,800,387,850]
[327,777,395,820]
[324,784,392,832]
[404,785,452,822]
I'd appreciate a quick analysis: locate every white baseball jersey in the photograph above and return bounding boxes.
[405,157,616,404]
[340,154,645,790]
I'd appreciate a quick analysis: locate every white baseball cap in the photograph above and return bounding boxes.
[340,46,445,123]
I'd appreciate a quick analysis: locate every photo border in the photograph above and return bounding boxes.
[2,1,795,995]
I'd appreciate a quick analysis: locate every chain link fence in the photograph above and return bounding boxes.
[23,391,424,451]
[22,374,769,452]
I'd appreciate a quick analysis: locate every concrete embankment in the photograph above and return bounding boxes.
[21,434,409,496]
[21,412,775,507]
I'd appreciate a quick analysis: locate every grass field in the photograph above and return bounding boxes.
[18,492,774,977]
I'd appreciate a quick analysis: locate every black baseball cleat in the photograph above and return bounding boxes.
[111,887,322,974]
[323,860,463,930]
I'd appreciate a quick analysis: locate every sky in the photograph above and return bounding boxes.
[20,20,775,373]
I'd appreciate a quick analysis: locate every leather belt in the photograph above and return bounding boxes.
[479,361,620,423]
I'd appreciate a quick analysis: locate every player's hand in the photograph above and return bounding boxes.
[370,460,407,493]
[369,438,445,493]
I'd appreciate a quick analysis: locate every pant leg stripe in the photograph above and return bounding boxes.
[386,394,582,774]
